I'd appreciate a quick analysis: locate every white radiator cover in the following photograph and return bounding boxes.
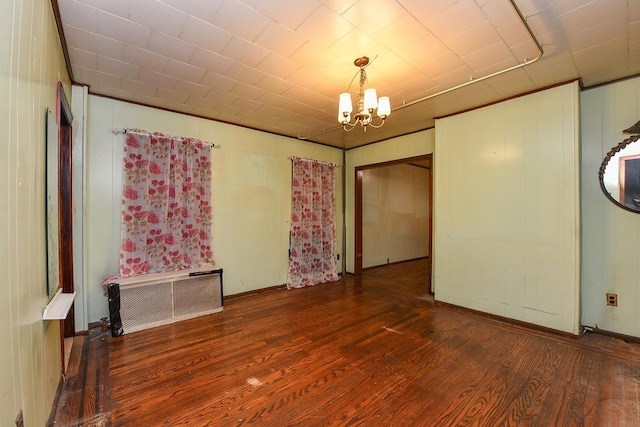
[109,267,223,334]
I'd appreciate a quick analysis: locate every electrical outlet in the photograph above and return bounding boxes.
[606,293,618,307]
[15,409,24,427]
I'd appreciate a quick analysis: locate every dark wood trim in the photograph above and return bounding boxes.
[435,300,579,340]
[582,72,640,92]
[427,157,433,294]
[57,83,75,339]
[50,1,74,82]
[47,374,65,427]
[87,92,342,150]
[363,256,428,271]
[354,169,363,275]
[224,284,287,300]
[585,325,640,344]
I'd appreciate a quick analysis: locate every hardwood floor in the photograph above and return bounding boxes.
[52,259,640,426]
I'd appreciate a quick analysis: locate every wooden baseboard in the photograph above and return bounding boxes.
[46,374,65,427]
[225,284,287,300]
[583,325,640,343]
[434,300,578,340]
[363,256,429,272]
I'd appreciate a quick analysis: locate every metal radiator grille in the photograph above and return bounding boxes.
[115,270,223,334]
[174,274,223,320]
[120,280,173,333]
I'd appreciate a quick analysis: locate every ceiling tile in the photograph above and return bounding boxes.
[68,47,98,69]
[558,0,627,36]
[76,0,132,17]
[121,78,158,97]
[158,0,223,22]
[96,11,151,49]
[140,70,178,90]
[462,41,516,75]
[149,32,197,63]
[228,82,268,99]
[254,0,321,30]
[173,80,211,98]
[57,0,640,148]
[58,0,97,32]
[65,26,125,60]
[425,0,488,40]
[445,21,503,58]
[254,75,295,95]
[232,97,264,111]
[204,88,239,105]
[294,5,353,47]
[254,21,307,58]
[212,0,271,41]
[255,54,300,80]
[341,0,407,32]
[200,72,236,92]
[186,96,218,110]
[190,49,234,75]
[123,45,169,71]
[565,16,627,53]
[221,37,270,67]
[81,67,122,88]
[224,62,267,85]
[178,17,232,53]
[97,56,140,80]
[130,0,188,37]
[214,103,243,116]
[377,13,434,48]
[163,59,207,83]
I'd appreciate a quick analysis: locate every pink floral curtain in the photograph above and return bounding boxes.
[119,129,214,277]
[286,156,338,289]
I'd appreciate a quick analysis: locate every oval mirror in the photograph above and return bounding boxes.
[599,121,640,213]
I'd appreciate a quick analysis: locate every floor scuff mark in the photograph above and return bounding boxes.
[383,326,404,334]
[247,377,263,387]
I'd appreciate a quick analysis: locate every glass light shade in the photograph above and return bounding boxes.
[339,93,353,115]
[377,96,391,118]
[363,88,378,111]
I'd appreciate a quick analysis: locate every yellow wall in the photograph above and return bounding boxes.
[0,0,71,424]
[581,76,640,337]
[434,82,581,334]
[82,95,343,324]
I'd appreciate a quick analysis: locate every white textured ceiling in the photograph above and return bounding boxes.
[56,0,640,149]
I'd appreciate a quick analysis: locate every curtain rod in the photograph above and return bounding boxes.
[112,128,220,148]
[288,156,341,167]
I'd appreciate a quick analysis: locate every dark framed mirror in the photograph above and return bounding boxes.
[598,121,640,213]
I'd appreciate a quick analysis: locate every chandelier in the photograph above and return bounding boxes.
[338,56,391,131]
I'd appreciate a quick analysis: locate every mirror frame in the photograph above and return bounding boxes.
[598,134,640,213]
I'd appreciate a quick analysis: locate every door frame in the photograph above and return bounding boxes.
[56,83,75,343]
[354,154,433,293]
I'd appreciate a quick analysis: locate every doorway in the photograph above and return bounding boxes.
[354,154,433,293]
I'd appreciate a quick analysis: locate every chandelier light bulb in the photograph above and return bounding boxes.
[338,56,390,131]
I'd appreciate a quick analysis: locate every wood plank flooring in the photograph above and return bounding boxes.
[51,259,640,426]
